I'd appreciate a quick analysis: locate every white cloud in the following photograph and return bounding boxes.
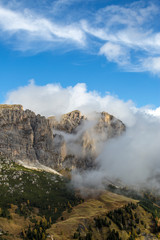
[99,42,129,65]
[142,57,160,75]
[5,80,135,126]
[0,4,85,49]
[4,79,160,125]
[1,1,160,74]
[146,107,160,117]
[81,2,160,74]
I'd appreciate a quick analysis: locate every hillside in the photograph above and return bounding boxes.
[46,191,137,240]
[0,156,82,240]
[1,156,160,240]
[46,192,160,240]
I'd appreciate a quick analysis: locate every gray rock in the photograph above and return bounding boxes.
[0,105,125,171]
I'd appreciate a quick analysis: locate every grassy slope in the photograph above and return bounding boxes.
[0,205,42,240]
[46,191,138,240]
[47,192,159,240]
[1,157,160,240]
[0,157,81,239]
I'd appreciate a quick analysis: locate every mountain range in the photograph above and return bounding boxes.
[0,104,125,171]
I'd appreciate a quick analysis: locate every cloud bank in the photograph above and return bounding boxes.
[5,80,136,126]
[1,0,160,74]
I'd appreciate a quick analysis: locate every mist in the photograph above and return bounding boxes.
[5,80,160,192]
[72,112,160,194]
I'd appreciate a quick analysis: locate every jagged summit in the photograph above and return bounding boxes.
[48,110,86,133]
[96,111,126,137]
[0,104,125,170]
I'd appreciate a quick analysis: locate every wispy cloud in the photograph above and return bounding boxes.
[1,0,160,74]
[0,3,85,51]
[81,1,160,73]
[51,0,80,15]
[142,57,160,74]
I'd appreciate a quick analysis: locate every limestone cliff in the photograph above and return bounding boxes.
[0,104,57,167]
[0,105,125,170]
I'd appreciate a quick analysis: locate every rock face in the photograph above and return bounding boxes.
[48,110,86,133]
[0,104,125,170]
[96,112,126,138]
[0,104,57,167]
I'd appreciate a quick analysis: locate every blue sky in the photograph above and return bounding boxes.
[0,0,160,110]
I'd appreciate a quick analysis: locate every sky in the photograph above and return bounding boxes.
[0,0,160,111]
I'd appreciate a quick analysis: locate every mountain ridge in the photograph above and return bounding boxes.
[0,104,125,171]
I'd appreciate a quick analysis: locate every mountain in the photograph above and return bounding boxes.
[0,104,125,171]
[1,104,160,240]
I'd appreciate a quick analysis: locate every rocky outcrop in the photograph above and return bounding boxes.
[96,111,126,138]
[48,111,125,170]
[0,105,126,170]
[48,110,86,133]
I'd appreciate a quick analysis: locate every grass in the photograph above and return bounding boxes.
[139,200,160,218]
[0,205,39,240]
[0,158,81,218]
[47,200,157,240]
[0,157,82,239]
[1,156,160,240]
[46,191,137,240]
[46,191,160,240]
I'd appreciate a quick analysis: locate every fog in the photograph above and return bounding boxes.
[72,112,160,194]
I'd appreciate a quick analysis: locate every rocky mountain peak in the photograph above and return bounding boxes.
[96,111,126,137]
[0,104,126,170]
[48,110,86,133]
[100,111,114,123]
